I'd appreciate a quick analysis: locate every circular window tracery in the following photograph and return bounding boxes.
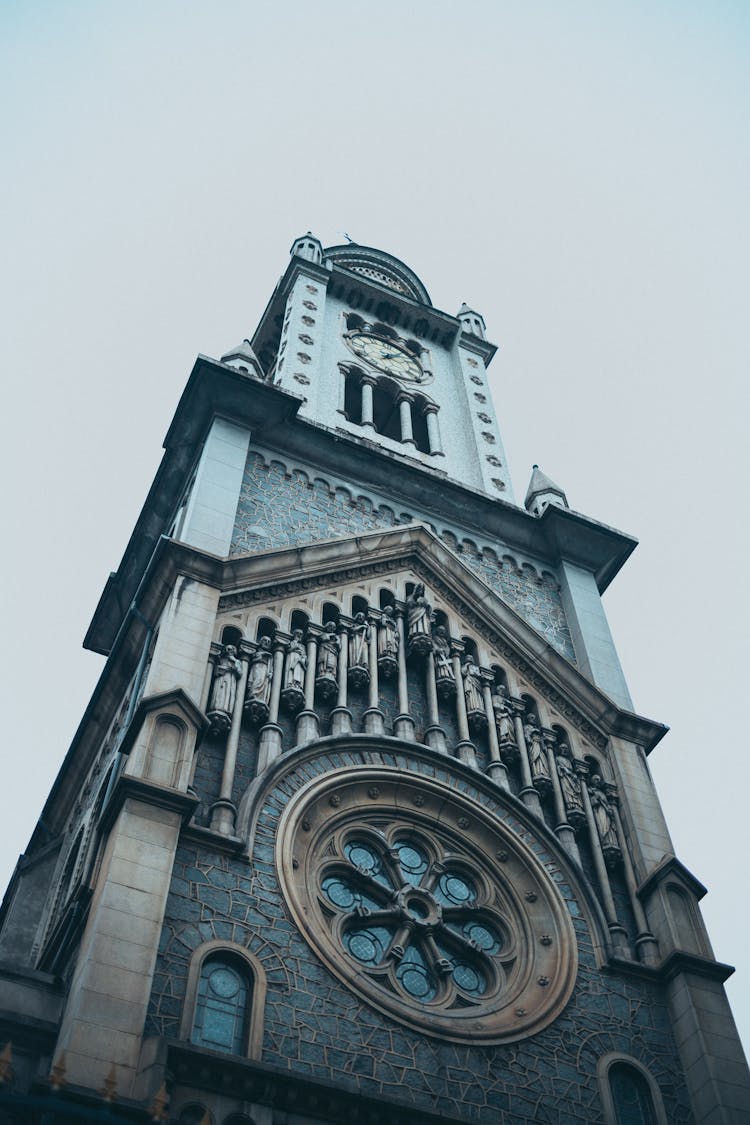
[277,768,578,1044]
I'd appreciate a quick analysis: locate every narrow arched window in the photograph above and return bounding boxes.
[191,957,250,1055]
[609,1063,658,1125]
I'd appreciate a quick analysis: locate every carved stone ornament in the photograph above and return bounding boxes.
[315,622,339,700]
[276,767,577,1045]
[524,714,552,794]
[377,605,399,680]
[244,636,273,726]
[207,644,243,735]
[491,686,518,762]
[347,613,370,689]
[589,776,621,868]
[462,657,487,733]
[405,583,433,657]
[555,751,586,828]
[281,629,306,713]
[432,626,456,698]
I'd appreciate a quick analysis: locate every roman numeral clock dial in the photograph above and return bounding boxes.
[346,331,425,382]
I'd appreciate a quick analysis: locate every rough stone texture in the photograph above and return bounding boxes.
[230,451,575,663]
[147,745,692,1124]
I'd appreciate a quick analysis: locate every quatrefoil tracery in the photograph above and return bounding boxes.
[318,828,517,1008]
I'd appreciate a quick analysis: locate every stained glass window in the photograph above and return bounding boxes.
[610,1063,658,1125]
[191,957,250,1055]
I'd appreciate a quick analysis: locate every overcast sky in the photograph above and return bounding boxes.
[2,1,748,1053]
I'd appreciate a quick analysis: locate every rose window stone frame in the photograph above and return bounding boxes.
[276,766,578,1044]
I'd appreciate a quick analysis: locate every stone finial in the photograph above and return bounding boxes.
[220,338,265,378]
[457,302,486,340]
[290,231,323,264]
[524,465,569,517]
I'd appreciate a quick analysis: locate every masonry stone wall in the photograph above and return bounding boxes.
[147,744,691,1124]
[230,450,575,663]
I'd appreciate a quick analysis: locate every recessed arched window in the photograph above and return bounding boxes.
[221,625,243,648]
[598,1054,666,1125]
[191,956,250,1055]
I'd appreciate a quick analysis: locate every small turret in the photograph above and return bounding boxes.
[524,465,569,517]
[220,339,265,378]
[290,231,323,265]
[457,302,486,340]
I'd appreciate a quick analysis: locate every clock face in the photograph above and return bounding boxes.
[346,332,424,382]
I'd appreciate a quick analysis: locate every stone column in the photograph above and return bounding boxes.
[397,394,416,446]
[423,403,444,456]
[257,638,286,772]
[424,649,447,753]
[394,609,414,741]
[452,647,477,768]
[331,625,352,736]
[511,700,542,818]
[543,730,580,864]
[578,763,630,958]
[361,376,375,429]
[610,797,660,966]
[210,648,250,835]
[295,629,320,745]
[200,649,218,712]
[482,676,509,790]
[364,613,385,735]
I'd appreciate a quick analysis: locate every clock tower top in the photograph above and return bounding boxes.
[244,234,515,501]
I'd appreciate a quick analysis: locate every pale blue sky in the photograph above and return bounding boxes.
[2,0,749,1050]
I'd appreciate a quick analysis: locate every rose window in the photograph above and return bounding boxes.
[320,833,516,1008]
[278,768,578,1044]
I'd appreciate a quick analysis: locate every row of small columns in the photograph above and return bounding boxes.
[199,622,658,965]
[358,376,443,455]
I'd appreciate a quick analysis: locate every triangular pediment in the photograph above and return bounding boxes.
[213,524,656,753]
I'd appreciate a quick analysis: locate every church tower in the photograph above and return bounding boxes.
[1,238,748,1124]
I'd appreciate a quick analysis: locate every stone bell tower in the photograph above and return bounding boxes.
[0,236,748,1125]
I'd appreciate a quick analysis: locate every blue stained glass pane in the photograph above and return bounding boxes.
[191,959,249,1055]
[610,1064,657,1125]
[344,840,392,888]
[322,876,360,910]
[452,960,486,996]
[345,926,390,965]
[394,842,428,884]
[435,872,477,906]
[396,943,437,1001]
[463,920,502,954]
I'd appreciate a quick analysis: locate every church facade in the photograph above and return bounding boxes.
[0,237,748,1123]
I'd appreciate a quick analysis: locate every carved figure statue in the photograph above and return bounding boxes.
[246,637,273,706]
[589,776,618,849]
[432,625,455,696]
[208,644,243,732]
[461,656,484,715]
[285,629,307,690]
[349,613,370,670]
[377,605,399,660]
[491,686,515,744]
[317,621,340,679]
[405,583,433,654]
[524,713,550,787]
[555,752,584,820]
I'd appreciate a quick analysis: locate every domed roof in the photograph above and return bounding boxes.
[323,244,431,305]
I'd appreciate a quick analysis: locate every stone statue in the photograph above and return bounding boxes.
[348,613,370,688]
[377,605,399,657]
[524,713,551,790]
[461,656,486,730]
[589,776,619,855]
[432,625,456,697]
[244,636,273,724]
[405,583,433,655]
[281,629,306,713]
[286,629,306,690]
[555,752,585,825]
[491,685,517,758]
[316,622,339,699]
[208,644,243,734]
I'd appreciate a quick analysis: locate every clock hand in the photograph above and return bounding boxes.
[381,352,401,360]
